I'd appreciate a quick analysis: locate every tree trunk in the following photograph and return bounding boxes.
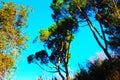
[58,66,65,80]
[76,5,112,61]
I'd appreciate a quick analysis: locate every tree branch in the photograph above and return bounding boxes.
[57,66,65,80]
[35,62,58,73]
[99,21,108,50]
[76,4,112,61]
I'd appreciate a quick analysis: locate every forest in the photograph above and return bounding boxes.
[0,0,120,80]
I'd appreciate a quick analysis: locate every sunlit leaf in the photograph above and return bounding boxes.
[39,30,50,41]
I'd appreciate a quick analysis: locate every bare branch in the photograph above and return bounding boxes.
[35,62,58,73]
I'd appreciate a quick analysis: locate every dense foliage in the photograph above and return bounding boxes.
[28,0,120,79]
[0,1,30,79]
[87,0,120,54]
[50,0,120,60]
[74,56,120,80]
[28,18,76,80]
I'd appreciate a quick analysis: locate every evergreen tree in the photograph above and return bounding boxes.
[28,0,120,79]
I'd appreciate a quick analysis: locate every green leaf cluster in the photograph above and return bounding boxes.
[74,56,120,80]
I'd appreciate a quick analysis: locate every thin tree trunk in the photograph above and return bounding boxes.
[57,66,65,80]
[76,5,112,61]
[65,62,69,80]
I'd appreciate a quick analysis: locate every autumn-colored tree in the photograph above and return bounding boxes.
[0,1,30,79]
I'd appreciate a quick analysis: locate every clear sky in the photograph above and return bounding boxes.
[6,0,103,80]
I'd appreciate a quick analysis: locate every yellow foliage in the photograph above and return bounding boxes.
[0,1,30,79]
[0,53,15,78]
[40,30,50,41]
[19,5,28,20]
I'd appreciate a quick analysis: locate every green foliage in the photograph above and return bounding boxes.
[93,0,120,53]
[51,0,120,57]
[29,0,120,79]
[39,30,51,41]
[73,0,87,8]
[66,32,74,41]
[74,56,120,80]
[35,50,49,64]
[37,17,76,66]
[48,24,57,34]
[28,50,49,64]
[28,16,77,79]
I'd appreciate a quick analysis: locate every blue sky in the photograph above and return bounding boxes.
[6,0,103,80]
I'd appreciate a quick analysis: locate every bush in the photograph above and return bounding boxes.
[74,56,120,80]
